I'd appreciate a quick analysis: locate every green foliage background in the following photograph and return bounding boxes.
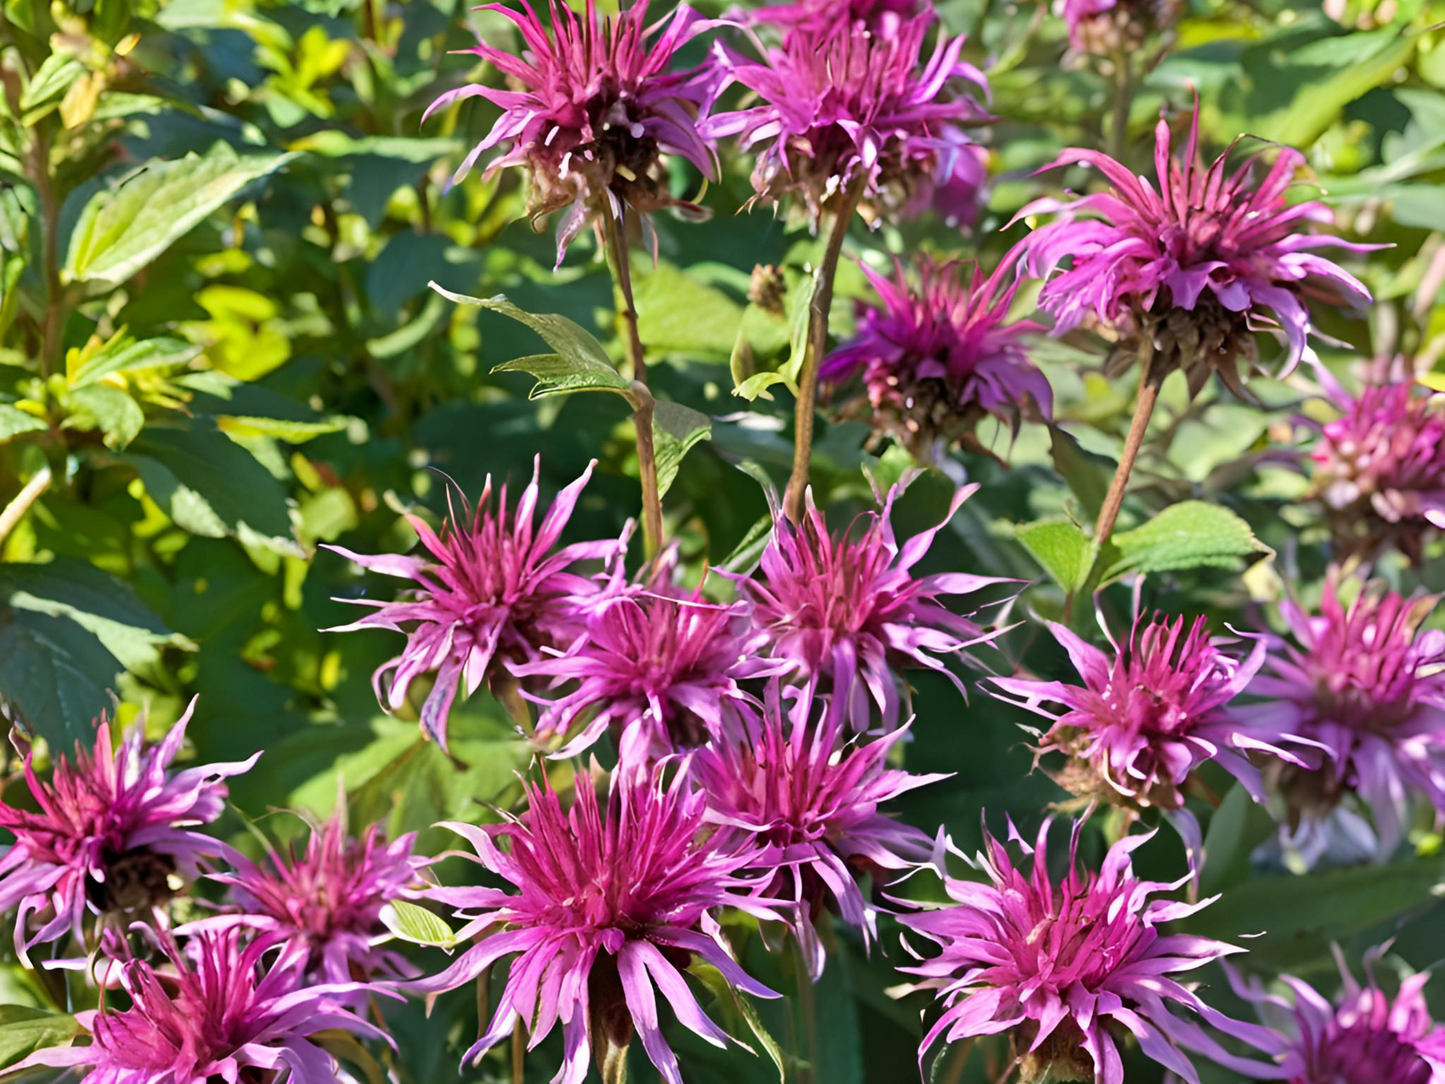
[2,0,1445,1080]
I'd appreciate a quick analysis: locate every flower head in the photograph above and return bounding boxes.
[900,819,1282,1084]
[0,700,257,962]
[989,610,1305,812]
[820,255,1051,461]
[425,1,719,264]
[1021,103,1371,397]
[758,0,921,34]
[326,457,621,750]
[1241,577,1445,858]
[693,685,944,977]
[1308,377,1445,563]
[1230,947,1445,1084]
[187,812,423,986]
[19,928,388,1084]
[515,583,787,765]
[1058,0,1176,57]
[704,13,989,228]
[734,481,1010,732]
[412,770,779,1084]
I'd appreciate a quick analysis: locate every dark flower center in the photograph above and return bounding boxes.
[88,847,178,915]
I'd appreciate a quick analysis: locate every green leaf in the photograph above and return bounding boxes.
[287,132,463,162]
[18,53,84,118]
[0,608,120,747]
[1258,30,1415,148]
[0,1006,78,1070]
[688,962,785,1083]
[0,404,47,442]
[653,400,712,499]
[70,336,202,387]
[65,384,145,449]
[431,283,632,399]
[1106,500,1268,579]
[631,258,744,363]
[65,144,296,286]
[1015,518,1092,592]
[215,415,349,443]
[1049,426,1112,523]
[379,899,458,947]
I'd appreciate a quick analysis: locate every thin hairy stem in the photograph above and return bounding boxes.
[1094,345,1162,546]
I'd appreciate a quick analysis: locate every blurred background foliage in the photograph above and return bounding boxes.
[2,0,1445,1080]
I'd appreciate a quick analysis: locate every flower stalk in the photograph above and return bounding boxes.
[1094,343,1162,547]
[0,466,53,548]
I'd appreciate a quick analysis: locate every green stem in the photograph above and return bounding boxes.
[784,178,864,523]
[30,123,62,379]
[494,673,535,737]
[792,937,817,1084]
[1109,48,1133,162]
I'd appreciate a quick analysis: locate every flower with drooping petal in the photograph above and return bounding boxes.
[184,811,424,986]
[0,699,258,963]
[18,927,391,1084]
[703,12,990,228]
[1021,102,1372,397]
[819,254,1051,462]
[732,480,1011,732]
[1307,376,1445,564]
[424,0,719,265]
[989,610,1308,814]
[1229,946,1445,1084]
[693,683,944,978]
[899,819,1285,1084]
[411,769,780,1084]
[1239,576,1445,859]
[1057,0,1176,57]
[326,457,623,751]
[514,581,788,766]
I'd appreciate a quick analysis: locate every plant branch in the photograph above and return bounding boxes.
[1109,48,1133,162]
[0,466,52,548]
[784,178,864,523]
[600,207,664,559]
[1094,344,1161,547]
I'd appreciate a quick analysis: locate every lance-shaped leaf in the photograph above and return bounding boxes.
[1104,500,1270,579]
[652,400,711,498]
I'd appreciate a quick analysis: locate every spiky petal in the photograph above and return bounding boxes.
[325,458,622,751]
[424,1,719,265]
[693,684,944,977]
[758,0,921,33]
[899,819,1285,1084]
[0,700,258,962]
[411,770,780,1084]
[819,254,1051,461]
[703,12,990,228]
[1020,102,1371,397]
[1240,577,1445,859]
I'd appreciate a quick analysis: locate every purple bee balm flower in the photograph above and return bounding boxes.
[326,457,623,751]
[703,12,990,228]
[1058,0,1176,57]
[411,770,781,1084]
[424,0,719,265]
[19,927,391,1084]
[0,699,258,963]
[513,583,789,765]
[1020,102,1372,398]
[183,811,424,986]
[899,819,1285,1084]
[732,481,1012,733]
[758,0,921,33]
[819,254,1051,462]
[1240,577,1445,859]
[989,609,1308,814]
[1229,946,1445,1084]
[693,683,946,978]
[1307,377,1445,564]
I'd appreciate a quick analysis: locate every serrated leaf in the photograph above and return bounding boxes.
[0,404,47,442]
[632,258,743,362]
[1015,518,1092,592]
[1106,501,1267,579]
[492,353,631,399]
[0,1006,79,1070]
[70,336,202,387]
[653,400,711,498]
[65,384,145,449]
[380,899,459,947]
[65,144,296,286]
[216,415,348,443]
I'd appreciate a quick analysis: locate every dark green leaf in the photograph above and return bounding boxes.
[653,400,712,498]
[0,608,120,747]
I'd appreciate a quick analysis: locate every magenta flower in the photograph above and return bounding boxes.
[184,811,423,986]
[989,611,1308,813]
[703,12,989,228]
[1021,103,1371,397]
[758,0,921,34]
[424,0,718,264]
[1308,377,1445,563]
[693,685,945,977]
[1058,0,1176,57]
[411,770,780,1084]
[19,928,389,1084]
[1240,578,1445,859]
[819,255,1051,461]
[899,819,1284,1084]
[514,584,787,765]
[326,458,622,751]
[1229,947,1445,1084]
[0,700,258,963]
[733,481,1011,732]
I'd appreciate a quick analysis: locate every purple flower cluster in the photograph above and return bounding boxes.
[1058,0,1177,57]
